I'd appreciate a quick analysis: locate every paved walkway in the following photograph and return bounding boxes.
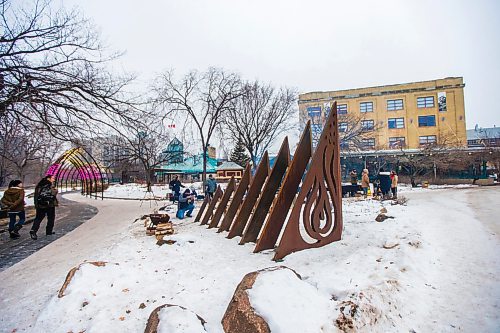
[0,195,98,271]
[0,192,153,331]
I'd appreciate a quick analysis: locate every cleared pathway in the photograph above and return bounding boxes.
[0,192,152,331]
[0,195,98,271]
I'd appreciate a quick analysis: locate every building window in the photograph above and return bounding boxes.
[362,138,375,148]
[389,137,406,148]
[387,99,403,111]
[418,115,436,127]
[419,135,437,145]
[361,120,374,131]
[339,122,348,132]
[417,96,434,108]
[307,106,321,117]
[337,104,348,114]
[360,102,373,113]
[388,117,405,129]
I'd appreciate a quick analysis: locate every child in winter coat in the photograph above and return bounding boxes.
[1,180,26,239]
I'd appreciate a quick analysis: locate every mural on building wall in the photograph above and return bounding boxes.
[438,91,447,112]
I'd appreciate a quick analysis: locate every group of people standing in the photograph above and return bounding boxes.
[168,174,218,220]
[1,175,58,240]
[350,168,398,199]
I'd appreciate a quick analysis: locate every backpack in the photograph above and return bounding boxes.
[37,185,55,206]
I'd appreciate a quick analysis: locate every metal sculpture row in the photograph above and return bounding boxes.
[45,147,109,199]
[195,102,343,260]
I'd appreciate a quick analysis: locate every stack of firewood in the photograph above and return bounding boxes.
[145,213,173,239]
[154,222,174,240]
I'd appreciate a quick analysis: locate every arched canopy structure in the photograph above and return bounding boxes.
[45,147,109,199]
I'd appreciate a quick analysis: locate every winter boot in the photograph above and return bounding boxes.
[12,224,22,236]
[30,230,38,240]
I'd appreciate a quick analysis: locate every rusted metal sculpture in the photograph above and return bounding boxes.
[240,138,290,244]
[217,164,252,233]
[253,123,313,252]
[195,102,343,260]
[227,152,270,239]
[208,177,236,229]
[200,186,223,226]
[194,196,209,222]
[273,102,342,260]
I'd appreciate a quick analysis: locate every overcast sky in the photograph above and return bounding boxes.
[62,0,498,132]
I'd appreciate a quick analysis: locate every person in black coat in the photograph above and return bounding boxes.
[169,176,185,202]
[30,175,59,240]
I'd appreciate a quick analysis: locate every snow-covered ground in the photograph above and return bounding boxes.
[103,183,204,199]
[0,186,499,332]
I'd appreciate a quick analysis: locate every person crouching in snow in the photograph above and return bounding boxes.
[176,189,195,219]
[390,170,398,199]
[1,180,26,239]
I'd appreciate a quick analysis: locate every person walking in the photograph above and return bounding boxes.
[1,180,26,239]
[390,170,398,199]
[169,176,185,202]
[205,174,217,199]
[361,169,370,198]
[176,188,195,219]
[30,175,58,240]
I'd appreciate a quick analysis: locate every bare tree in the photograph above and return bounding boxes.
[223,81,297,167]
[0,114,63,185]
[308,108,380,151]
[399,134,468,187]
[100,113,171,192]
[154,67,242,184]
[0,0,138,140]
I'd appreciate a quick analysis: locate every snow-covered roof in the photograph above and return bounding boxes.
[217,161,244,171]
[157,155,217,173]
[467,127,500,140]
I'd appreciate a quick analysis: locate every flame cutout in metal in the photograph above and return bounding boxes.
[274,101,342,260]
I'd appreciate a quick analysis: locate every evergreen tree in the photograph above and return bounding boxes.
[230,139,250,167]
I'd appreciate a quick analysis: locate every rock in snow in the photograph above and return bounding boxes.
[221,268,275,333]
[222,266,337,333]
[145,304,207,333]
[58,261,116,298]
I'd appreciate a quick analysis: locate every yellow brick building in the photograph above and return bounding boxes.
[299,77,467,150]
